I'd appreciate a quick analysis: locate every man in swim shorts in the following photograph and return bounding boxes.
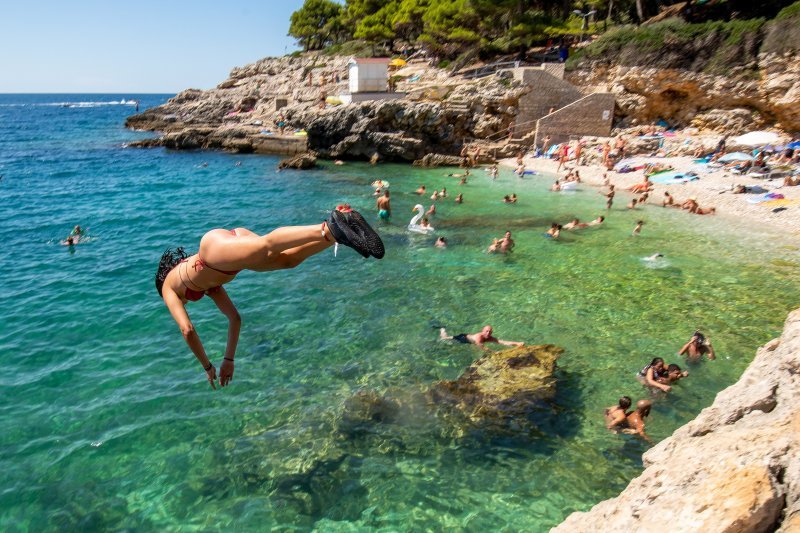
[439,325,524,349]
[376,190,391,220]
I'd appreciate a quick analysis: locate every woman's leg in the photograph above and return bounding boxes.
[201,224,334,271]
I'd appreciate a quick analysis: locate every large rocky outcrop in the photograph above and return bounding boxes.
[338,344,562,440]
[125,54,523,161]
[553,309,800,532]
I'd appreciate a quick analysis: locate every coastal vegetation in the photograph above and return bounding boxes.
[288,0,798,60]
[567,1,800,72]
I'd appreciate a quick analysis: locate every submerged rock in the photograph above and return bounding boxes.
[278,152,317,170]
[429,344,561,423]
[338,344,562,445]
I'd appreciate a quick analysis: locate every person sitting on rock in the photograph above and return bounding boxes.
[605,396,632,430]
[662,191,675,207]
[621,400,653,443]
[439,325,524,349]
[678,331,716,361]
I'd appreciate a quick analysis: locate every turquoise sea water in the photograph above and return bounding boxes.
[2,93,800,532]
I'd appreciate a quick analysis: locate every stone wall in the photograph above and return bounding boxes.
[553,308,800,532]
[534,93,615,146]
[510,68,583,138]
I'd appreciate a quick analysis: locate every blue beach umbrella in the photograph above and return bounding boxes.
[788,141,800,150]
[718,152,754,163]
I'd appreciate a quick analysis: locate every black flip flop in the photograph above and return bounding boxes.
[328,205,385,259]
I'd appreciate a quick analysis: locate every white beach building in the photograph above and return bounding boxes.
[338,57,404,104]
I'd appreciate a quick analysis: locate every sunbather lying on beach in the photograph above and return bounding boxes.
[644,164,672,177]
[155,205,384,389]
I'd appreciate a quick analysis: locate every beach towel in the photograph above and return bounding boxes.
[746,193,785,204]
[761,198,798,207]
[649,171,700,184]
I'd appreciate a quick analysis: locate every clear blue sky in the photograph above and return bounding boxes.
[0,0,306,93]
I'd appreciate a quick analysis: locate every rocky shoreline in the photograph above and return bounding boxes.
[553,308,800,532]
[125,54,523,162]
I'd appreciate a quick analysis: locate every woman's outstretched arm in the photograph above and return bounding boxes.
[163,288,217,389]
[207,287,241,387]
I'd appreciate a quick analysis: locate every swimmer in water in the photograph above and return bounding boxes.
[415,185,426,195]
[435,236,447,248]
[605,396,632,430]
[426,204,436,217]
[632,220,644,236]
[155,205,384,389]
[545,223,562,239]
[643,253,664,261]
[376,190,391,220]
[440,325,524,350]
[587,216,605,226]
[455,193,463,204]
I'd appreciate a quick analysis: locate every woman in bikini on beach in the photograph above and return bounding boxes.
[155,205,384,389]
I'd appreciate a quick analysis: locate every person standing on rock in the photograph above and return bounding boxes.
[376,190,391,221]
[440,325,524,349]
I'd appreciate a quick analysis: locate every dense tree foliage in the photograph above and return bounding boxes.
[287,0,798,57]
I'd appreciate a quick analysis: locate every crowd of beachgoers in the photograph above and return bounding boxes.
[367,148,733,443]
[502,128,800,232]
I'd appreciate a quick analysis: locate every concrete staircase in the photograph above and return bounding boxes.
[445,97,471,114]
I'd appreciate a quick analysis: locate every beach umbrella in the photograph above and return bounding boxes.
[731,131,780,146]
[787,141,800,150]
[718,152,754,163]
[389,58,407,67]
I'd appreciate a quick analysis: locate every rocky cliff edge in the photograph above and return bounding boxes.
[553,309,800,532]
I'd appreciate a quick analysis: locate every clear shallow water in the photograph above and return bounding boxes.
[2,94,800,532]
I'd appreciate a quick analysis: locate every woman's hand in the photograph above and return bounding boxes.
[220,359,234,387]
[205,365,217,390]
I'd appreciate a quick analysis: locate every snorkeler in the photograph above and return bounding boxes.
[155,205,384,389]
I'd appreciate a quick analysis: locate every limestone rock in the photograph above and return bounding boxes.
[278,152,317,170]
[553,309,800,532]
[124,54,523,161]
[412,153,464,167]
[429,344,561,423]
